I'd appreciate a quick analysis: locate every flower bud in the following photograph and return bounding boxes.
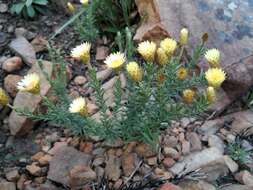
[180,28,189,45]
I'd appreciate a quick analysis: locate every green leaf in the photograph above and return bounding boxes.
[26,5,35,17]
[33,0,48,5]
[11,3,25,15]
[26,0,33,7]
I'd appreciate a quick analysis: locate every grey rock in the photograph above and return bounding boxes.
[0,181,16,190]
[208,135,225,153]
[9,36,36,66]
[220,185,253,190]
[47,145,92,187]
[0,3,8,13]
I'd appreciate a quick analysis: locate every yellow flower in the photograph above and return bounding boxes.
[80,0,89,5]
[67,2,75,13]
[180,28,189,45]
[126,62,143,82]
[183,89,195,104]
[17,73,40,94]
[137,41,157,62]
[0,88,9,106]
[157,47,169,66]
[71,42,91,64]
[104,52,125,70]
[177,67,188,80]
[206,86,216,103]
[69,97,88,117]
[205,68,226,88]
[205,49,220,68]
[160,38,177,56]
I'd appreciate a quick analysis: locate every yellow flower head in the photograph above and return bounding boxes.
[160,38,177,56]
[177,67,188,80]
[67,2,76,13]
[137,41,157,62]
[205,49,220,68]
[206,86,216,103]
[180,28,189,45]
[126,62,143,82]
[0,88,9,106]
[157,47,169,66]
[80,0,89,5]
[183,89,195,104]
[69,97,88,117]
[17,73,40,94]
[205,68,226,88]
[71,42,91,64]
[104,52,125,70]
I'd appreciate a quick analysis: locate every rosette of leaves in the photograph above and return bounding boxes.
[11,0,48,18]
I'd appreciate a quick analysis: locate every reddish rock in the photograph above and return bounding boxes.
[163,157,176,168]
[135,143,156,158]
[2,57,23,72]
[159,183,182,190]
[235,170,253,186]
[26,163,42,176]
[79,141,93,154]
[122,153,136,176]
[74,76,87,85]
[31,152,45,161]
[4,75,22,97]
[38,154,52,166]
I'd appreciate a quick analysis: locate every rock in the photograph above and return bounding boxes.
[2,57,23,72]
[38,154,52,166]
[31,36,48,53]
[96,46,109,61]
[14,28,36,41]
[235,170,253,186]
[147,156,157,166]
[73,76,87,85]
[159,183,182,190]
[154,168,173,180]
[178,180,216,190]
[181,118,191,128]
[0,181,16,190]
[87,102,98,115]
[186,132,202,152]
[105,154,121,181]
[6,170,20,182]
[114,179,123,189]
[170,147,223,177]
[69,165,96,189]
[31,152,45,162]
[79,141,93,154]
[9,36,36,66]
[0,3,8,13]
[163,157,176,168]
[122,153,137,177]
[103,138,124,148]
[96,68,112,81]
[17,174,26,190]
[163,147,180,160]
[198,119,225,137]
[7,26,14,33]
[220,185,253,190]
[47,145,91,187]
[181,140,190,155]
[241,140,253,151]
[223,155,238,173]
[163,136,178,148]
[92,157,104,167]
[39,181,58,190]
[4,75,22,97]
[8,61,53,135]
[26,163,42,176]
[208,135,225,153]
[135,143,156,158]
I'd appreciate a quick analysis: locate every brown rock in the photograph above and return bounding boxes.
[135,143,156,158]
[47,145,91,187]
[74,76,87,85]
[220,185,253,190]
[17,174,26,190]
[26,163,42,176]
[31,152,45,162]
[8,61,53,136]
[87,102,98,115]
[31,36,48,53]
[181,140,190,155]
[114,179,123,189]
[105,154,121,181]
[96,46,109,61]
[163,147,180,160]
[163,157,176,168]
[69,165,96,189]
[235,170,253,186]
[0,181,16,190]
[154,168,173,180]
[122,153,136,176]
[147,156,157,166]
[2,57,23,72]
[6,170,20,182]
[34,176,46,184]
[178,180,216,190]
[96,68,112,81]
[159,183,182,190]
[9,36,36,66]
[186,132,202,152]
[38,154,52,166]
[79,141,93,154]
[4,75,22,97]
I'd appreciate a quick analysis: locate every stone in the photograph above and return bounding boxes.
[170,147,223,177]
[122,153,136,177]
[96,46,109,61]
[135,143,156,158]
[2,57,23,72]
[39,181,58,190]
[105,154,121,181]
[9,36,36,66]
[147,156,157,166]
[79,141,93,154]
[8,61,53,135]
[181,140,190,155]
[0,181,16,190]
[0,3,8,13]
[223,155,238,173]
[31,36,48,53]
[32,152,45,162]
[26,163,42,176]
[178,180,216,190]
[159,183,182,190]
[114,179,123,189]
[163,157,176,168]
[186,132,202,152]
[96,68,112,81]
[92,157,104,167]
[38,154,52,166]
[47,145,91,187]
[154,168,173,180]
[163,136,178,148]
[73,76,87,85]
[235,170,253,186]
[208,135,225,153]
[17,174,26,190]
[4,75,22,97]
[220,185,253,190]
[69,165,96,189]
[87,102,98,115]
[6,170,20,182]
[163,147,180,160]
[14,28,36,41]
